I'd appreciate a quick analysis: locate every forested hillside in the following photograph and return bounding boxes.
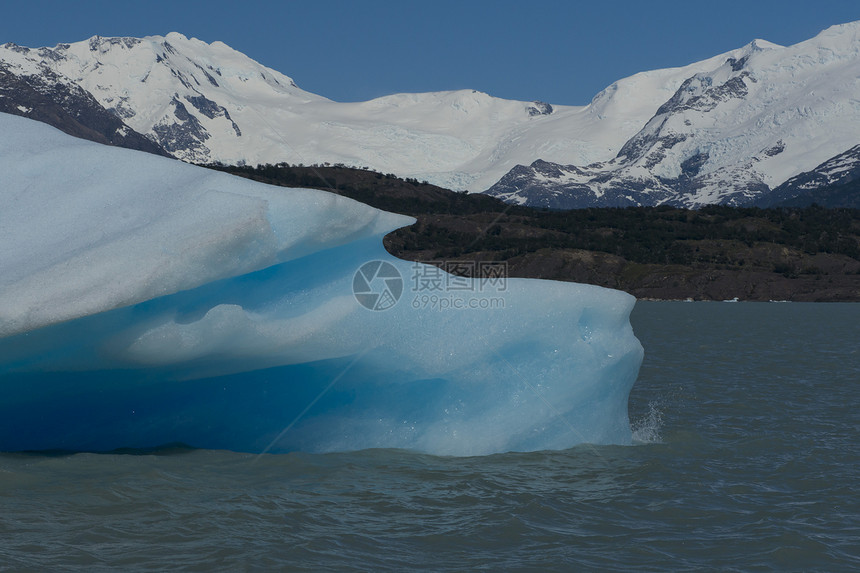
[207,163,860,301]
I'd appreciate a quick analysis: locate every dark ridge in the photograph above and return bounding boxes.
[765,178,860,209]
[756,144,860,208]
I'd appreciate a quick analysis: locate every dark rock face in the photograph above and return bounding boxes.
[151,97,211,158]
[680,151,709,178]
[185,94,241,136]
[192,62,220,87]
[653,72,752,118]
[727,55,749,71]
[527,101,553,116]
[88,36,141,51]
[0,62,170,156]
[763,140,785,157]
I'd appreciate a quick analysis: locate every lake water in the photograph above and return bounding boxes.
[1,302,858,571]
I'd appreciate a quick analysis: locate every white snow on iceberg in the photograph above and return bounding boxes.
[0,113,643,456]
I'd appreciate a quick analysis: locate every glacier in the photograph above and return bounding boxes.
[0,113,643,456]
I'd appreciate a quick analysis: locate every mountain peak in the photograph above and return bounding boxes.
[747,38,782,52]
[163,31,190,42]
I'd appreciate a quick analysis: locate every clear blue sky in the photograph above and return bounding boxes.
[2,0,859,105]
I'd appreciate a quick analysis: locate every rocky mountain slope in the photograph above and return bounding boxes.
[0,56,167,155]
[485,23,860,208]
[755,144,860,207]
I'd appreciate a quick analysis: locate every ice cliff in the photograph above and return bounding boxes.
[0,113,643,455]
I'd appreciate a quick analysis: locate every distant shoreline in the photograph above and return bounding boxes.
[205,163,860,303]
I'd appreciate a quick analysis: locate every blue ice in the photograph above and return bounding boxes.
[0,113,643,455]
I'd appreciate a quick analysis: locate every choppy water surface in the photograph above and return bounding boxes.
[1,302,858,571]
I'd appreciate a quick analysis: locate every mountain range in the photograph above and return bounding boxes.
[2,23,860,208]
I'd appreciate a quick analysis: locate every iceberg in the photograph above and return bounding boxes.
[0,113,643,456]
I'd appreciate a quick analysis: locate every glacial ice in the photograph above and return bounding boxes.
[0,113,643,456]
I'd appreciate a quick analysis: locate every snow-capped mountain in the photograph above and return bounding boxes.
[0,30,782,194]
[0,33,579,191]
[2,23,860,206]
[486,22,860,208]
